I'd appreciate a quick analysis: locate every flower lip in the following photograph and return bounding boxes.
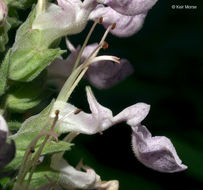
[132,125,188,173]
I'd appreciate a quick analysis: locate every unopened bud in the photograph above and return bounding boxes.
[0,0,7,26]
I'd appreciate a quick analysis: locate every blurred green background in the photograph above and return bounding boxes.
[66,0,203,189]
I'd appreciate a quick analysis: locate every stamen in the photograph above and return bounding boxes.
[72,17,102,71]
[99,23,117,46]
[30,147,35,153]
[99,17,103,24]
[111,23,116,30]
[66,38,76,52]
[55,110,60,116]
[74,109,82,115]
[88,55,120,65]
[102,41,109,50]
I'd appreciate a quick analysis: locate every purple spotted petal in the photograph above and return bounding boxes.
[89,5,146,37]
[99,0,158,16]
[51,87,149,135]
[132,125,188,173]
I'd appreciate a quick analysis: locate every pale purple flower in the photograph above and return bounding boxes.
[48,41,133,89]
[51,157,100,189]
[51,155,119,189]
[51,86,149,135]
[32,0,97,46]
[0,115,15,171]
[0,0,7,26]
[89,4,147,37]
[98,0,158,16]
[132,125,188,173]
[51,86,187,173]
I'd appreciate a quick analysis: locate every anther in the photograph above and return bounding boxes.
[30,147,35,153]
[111,23,116,30]
[74,109,82,115]
[102,42,109,50]
[55,110,60,116]
[99,17,103,24]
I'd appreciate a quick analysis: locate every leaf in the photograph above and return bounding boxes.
[7,100,72,170]
[42,141,72,156]
[0,49,10,96]
[6,72,47,113]
[8,6,66,82]
[0,21,11,52]
[9,47,65,82]
[7,101,54,169]
[27,170,60,189]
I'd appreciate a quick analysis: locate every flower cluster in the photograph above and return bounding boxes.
[0,0,188,189]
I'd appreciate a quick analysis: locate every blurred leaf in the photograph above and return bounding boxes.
[0,49,10,96]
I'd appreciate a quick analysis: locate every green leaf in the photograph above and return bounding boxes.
[0,49,11,96]
[8,6,66,82]
[5,0,37,9]
[9,46,65,82]
[7,100,72,171]
[0,21,11,52]
[8,121,22,131]
[6,72,47,113]
[27,170,60,189]
[7,101,54,169]
[42,141,72,156]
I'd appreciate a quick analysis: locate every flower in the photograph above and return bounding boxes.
[98,0,158,16]
[51,154,119,189]
[51,86,187,173]
[48,40,134,89]
[131,125,188,172]
[0,0,7,26]
[0,115,15,171]
[51,86,149,135]
[89,0,158,37]
[89,4,147,37]
[32,0,97,46]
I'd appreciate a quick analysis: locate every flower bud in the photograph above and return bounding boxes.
[0,0,7,26]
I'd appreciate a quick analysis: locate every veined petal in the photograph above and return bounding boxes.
[113,103,150,126]
[89,5,146,37]
[99,0,158,16]
[132,125,188,173]
[51,87,149,135]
